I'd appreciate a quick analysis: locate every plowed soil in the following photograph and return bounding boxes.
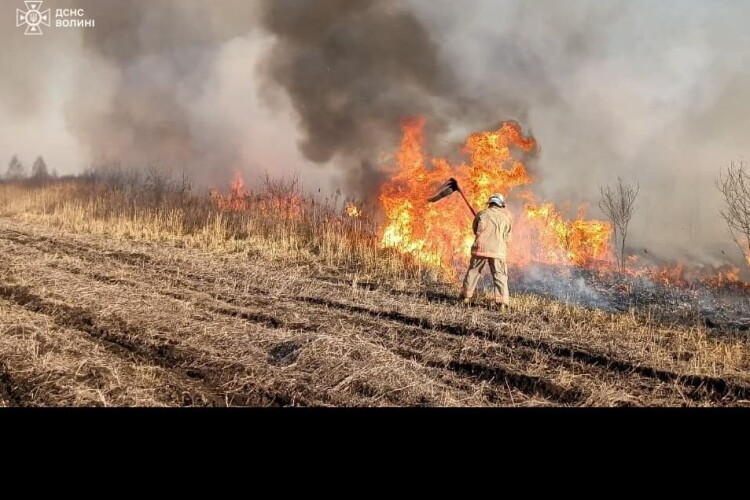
[1,218,749,407]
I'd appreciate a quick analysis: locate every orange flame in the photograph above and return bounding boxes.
[210,171,304,219]
[345,203,362,218]
[205,132,747,290]
[378,118,612,271]
[211,171,248,211]
[705,266,742,287]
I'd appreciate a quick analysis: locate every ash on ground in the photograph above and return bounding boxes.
[484,264,750,333]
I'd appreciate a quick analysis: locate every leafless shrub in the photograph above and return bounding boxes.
[143,163,173,205]
[599,176,640,272]
[717,160,750,270]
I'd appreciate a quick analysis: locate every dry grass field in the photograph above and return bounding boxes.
[1,179,749,407]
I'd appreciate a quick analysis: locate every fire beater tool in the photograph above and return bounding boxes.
[427,178,477,217]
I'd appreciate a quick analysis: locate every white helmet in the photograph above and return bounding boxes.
[488,194,505,207]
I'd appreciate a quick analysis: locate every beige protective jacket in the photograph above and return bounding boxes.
[470,205,512,259]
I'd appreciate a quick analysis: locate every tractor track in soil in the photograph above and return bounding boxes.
[0,361,23,407]
[0,283,296,407]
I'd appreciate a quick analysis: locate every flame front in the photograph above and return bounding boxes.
[378,118,612,272]
[206,121,745,289]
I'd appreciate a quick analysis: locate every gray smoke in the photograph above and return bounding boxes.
[64,0,259,181]
[257,0,462,192]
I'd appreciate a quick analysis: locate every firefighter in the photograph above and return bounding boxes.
[460,194,512,311]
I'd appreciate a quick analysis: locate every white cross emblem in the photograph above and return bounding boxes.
[16,1,51,36]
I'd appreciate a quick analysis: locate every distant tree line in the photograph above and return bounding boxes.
[2,156,193,207]
[2,154,57,183]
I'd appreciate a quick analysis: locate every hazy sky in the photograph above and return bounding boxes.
[2,0,750,264]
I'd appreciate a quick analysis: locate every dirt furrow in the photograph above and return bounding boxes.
[0,283,286,406]
[0,298,225,406]
[293,295,750,402]
[0,361,23,407]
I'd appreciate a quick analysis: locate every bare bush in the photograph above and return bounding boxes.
[599,177,640,272]
[144,163,173,205]
[717,160,750,270]
[177,171,193,198]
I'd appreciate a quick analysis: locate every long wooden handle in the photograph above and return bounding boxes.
[457,189,477,217]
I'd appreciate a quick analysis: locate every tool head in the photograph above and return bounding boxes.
[427,178,459,203]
